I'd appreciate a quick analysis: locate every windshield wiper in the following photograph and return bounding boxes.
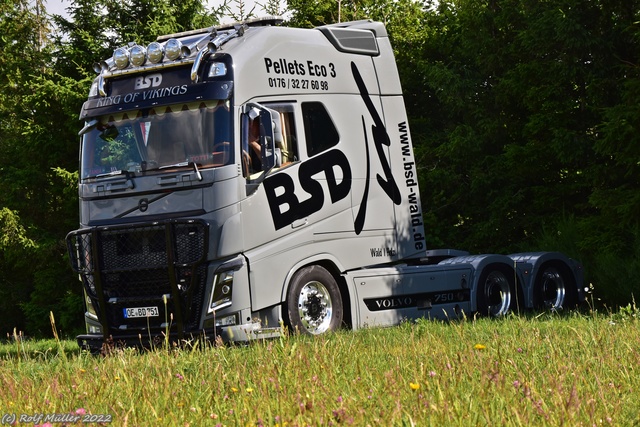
[94,170,135,189]
[156,161,203,181]
[95,169,134,179]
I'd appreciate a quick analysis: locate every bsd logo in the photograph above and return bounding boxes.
[263,149,351,230]
[134,74,162,90]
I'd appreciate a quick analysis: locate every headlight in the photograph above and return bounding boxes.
[209,270,234,312]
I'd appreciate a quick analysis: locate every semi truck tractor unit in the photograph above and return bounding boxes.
[66,17,585,352]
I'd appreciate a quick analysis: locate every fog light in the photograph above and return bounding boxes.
[215,314,237,327]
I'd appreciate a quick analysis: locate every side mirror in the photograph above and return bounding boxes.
[258,108,282,170]
[243,103,283,173]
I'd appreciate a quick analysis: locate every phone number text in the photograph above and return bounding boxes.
[268,77,329,91]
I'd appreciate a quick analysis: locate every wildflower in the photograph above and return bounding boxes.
[410,382,421,391]
[517,348,523,353]
[474,343,486,350]
[231,387,239,393]
[175,373,184,381]
[75,408,86,416]
[428,371,437,377]
[336,396,343,403]
[513,380,521,388]
[246,388,254,393]
[79,368,86,373]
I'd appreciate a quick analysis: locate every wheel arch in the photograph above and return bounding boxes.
[510,251,584,308]
[279,254,353,330]
[457,256,523,314]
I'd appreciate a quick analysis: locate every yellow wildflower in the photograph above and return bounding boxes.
[409,382,420,391]
[474,343,486,350]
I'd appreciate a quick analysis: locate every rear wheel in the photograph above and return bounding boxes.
[477,268,514,317]
[286,265,343,335]
[534,265,572,311]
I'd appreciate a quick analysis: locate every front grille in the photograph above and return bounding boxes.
[66,219,209,336]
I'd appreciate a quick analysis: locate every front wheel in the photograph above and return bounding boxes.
[285,265,343,335]
[477,268,514,317]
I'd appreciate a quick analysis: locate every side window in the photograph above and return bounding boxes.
[302,102,339,157]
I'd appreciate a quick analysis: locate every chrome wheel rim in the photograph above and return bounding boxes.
[297,281,333,334]
[540,267,566,310]
[484,271,511,317]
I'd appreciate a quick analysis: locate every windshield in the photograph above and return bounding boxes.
[80,100,232,179]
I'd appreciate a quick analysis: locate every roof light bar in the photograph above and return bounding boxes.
[92,19,258,82]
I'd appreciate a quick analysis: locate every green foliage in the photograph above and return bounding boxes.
[586,230,640,308]
[410,0,640,308]
[0,208,37,252]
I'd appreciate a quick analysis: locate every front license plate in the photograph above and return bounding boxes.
[123,306,159,318]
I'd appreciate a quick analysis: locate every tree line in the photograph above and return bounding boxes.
[0,0,637,337]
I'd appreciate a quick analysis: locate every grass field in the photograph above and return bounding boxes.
[1,309,639,426]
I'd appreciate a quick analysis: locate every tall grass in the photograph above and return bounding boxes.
[1,311,638,426]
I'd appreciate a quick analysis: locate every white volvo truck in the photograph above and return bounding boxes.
[66,17,585,352]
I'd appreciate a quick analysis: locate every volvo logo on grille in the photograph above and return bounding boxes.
[138,198,149,212]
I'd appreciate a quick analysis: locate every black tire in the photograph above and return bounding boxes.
[285,265,343,335]
[477,267,514,317]
[533,265,574,311]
